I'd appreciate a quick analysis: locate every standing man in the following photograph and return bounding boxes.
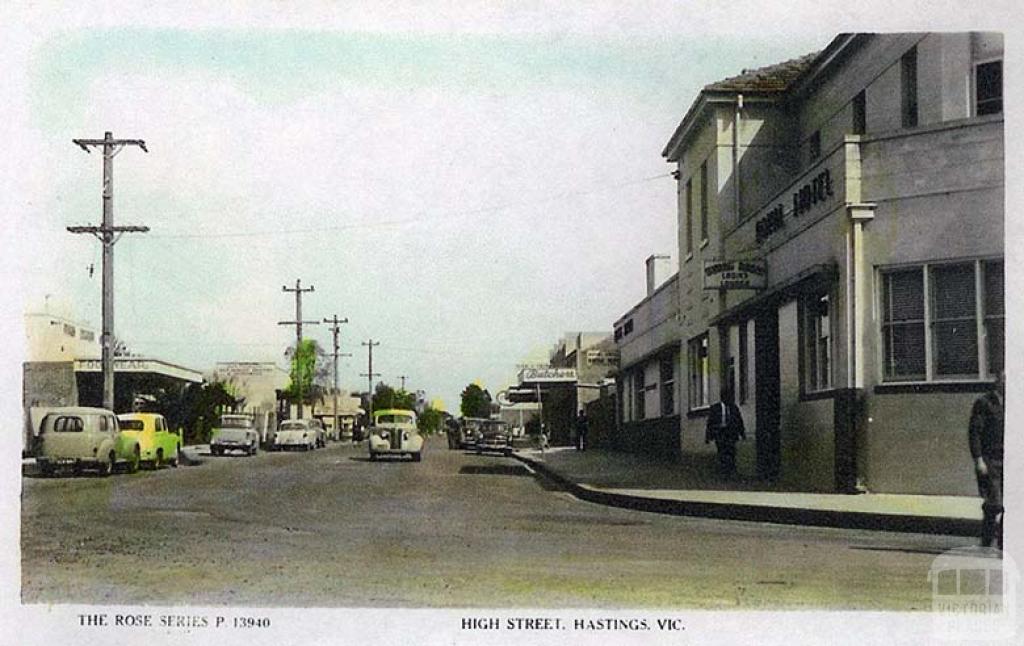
[575,410,588,451]
[706,385,745,479]
[969,371,1004,548]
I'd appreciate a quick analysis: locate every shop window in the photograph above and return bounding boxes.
[685,178,693,256]
[808,131,821,162]
[975,60,1003,116]
[881,260,1002,382]
[852,90,866,135]
[634,370,646,420]
[738,321,749,403]
[660,356,675,416]
[901,47,918,128]
[63,323,76,337]
[699,161,709,243]
[688,334,710,410]
[804,293,832,392]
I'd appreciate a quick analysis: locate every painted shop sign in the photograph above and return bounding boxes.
[703,259,767,290]
[518,367,578,383]
[755,168,835,243]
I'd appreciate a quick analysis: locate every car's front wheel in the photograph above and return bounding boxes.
[98,452,115,477]
[411,452,422,462]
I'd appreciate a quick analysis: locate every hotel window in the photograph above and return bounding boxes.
[984,260,1004,375]
[901,47,918,128]
[685,178,693,255]
[634,370,646,420]
[699,161,709,243]
[808,131,821,162]
[881,260,1003,382]
[852,90,866,135]
[804,293,832,392]
[975,60,1003,116]
[688,334,710,410]
[660,356,675,416]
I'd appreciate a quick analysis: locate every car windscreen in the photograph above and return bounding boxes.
[219,417,253,428]
[118,420,145,431]
[279,423,305,431]
[375,414,413,425]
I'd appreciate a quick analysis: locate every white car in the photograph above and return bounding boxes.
[368,409,423,462]
[273,419,318,451]
[210,414,260,456]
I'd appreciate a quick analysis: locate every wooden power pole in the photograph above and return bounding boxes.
[67,131,149,411]
[324,314,350,440]
[278,279,318,418]
[360,340,381,418]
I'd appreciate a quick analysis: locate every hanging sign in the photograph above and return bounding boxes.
[703,260,767,290]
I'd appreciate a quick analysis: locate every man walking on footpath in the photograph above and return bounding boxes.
[575,411,588,451]
[969,370,1004,548]
[706,385,745,479]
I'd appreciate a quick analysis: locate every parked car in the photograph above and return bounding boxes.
[458,417,487,450]
[117,412,182,468]
[35,406,141,476]
[273,419,317,451]
[476,419,513,456]
[309,418,327,447]
[368,409,423,462]
[210,414,260,456]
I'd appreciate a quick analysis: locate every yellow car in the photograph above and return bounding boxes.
[116,413,182,469]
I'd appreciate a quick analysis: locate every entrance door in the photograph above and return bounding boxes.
[754,308,781,481]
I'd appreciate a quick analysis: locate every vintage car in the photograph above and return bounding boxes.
[309,418,327,447]
[273,419,318,451]
[35,406,141,476]
[476,419,513,456]
[117,412,182,468]
[368,409,423,462]
[210,414,260,456]
[457,417,487,450]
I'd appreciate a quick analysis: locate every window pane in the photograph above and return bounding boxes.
[934,320,979,376]
[987,319,1004,375]
[985,261,1004,316]
[977,61,1003,116]
[932,263,976,319]
[885,269,924,321]
[885,323,926,379]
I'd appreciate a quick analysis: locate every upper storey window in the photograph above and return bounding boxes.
[901,47,918,128]
[975,60,1003,116]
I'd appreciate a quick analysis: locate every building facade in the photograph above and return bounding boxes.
[616,33,1003,496]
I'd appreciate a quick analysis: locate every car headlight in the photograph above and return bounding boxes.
[403,432,409,441]
[379,431,388,439]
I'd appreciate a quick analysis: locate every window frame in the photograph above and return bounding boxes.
[685,178,694,257]
[802,291,833,393]
[973,58,1003,117]
[852,90,867,135]
[877,258,1002,384]
[738,320,749,404]
[659,355,676,417]
[688,333,710,411]
[901,47,918,128]
[699,160,709,244]
[634,368,646,421]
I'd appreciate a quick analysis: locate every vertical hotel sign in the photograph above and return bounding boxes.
[703,260,767,290]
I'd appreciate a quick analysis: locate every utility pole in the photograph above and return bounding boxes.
[67,131,149,412]
[324,314,350,440]
[278,279,318,418]
[398,375,408,391]
[360,340,381,418]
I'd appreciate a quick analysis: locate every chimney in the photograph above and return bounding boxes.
[645,254,671,296]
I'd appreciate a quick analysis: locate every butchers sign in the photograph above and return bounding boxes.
[703,260,767,290]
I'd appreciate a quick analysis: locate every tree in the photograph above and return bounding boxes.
[460,383,492,418]
[417,404,444,436]
[283,339,330,407]
[372,382,416,412]
[154,381,242,445]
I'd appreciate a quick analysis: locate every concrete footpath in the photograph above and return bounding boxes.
[513,447,982,536]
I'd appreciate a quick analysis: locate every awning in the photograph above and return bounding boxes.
[708,263,837,327]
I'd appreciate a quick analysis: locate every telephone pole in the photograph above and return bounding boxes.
[398,375,408,391]
[67,131,149,411]
[324,314,350,440]
[278,279,318,418]
[360,340,381,417]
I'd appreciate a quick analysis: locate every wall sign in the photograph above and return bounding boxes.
[756,168,835,243]
[703,260,767,290]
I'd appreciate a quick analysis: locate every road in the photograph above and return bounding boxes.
[21,436,968,608]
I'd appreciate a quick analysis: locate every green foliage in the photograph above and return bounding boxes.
[153,381,242,445]
[372,382,416,412]
[460,383,492,418]
[284,339,329,405]
[417,405,444,435]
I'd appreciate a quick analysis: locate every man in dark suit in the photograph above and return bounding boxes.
[706,386,746,478]
[969,371,1004,548]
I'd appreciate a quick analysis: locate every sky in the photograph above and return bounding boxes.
[4,1,1016,411]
